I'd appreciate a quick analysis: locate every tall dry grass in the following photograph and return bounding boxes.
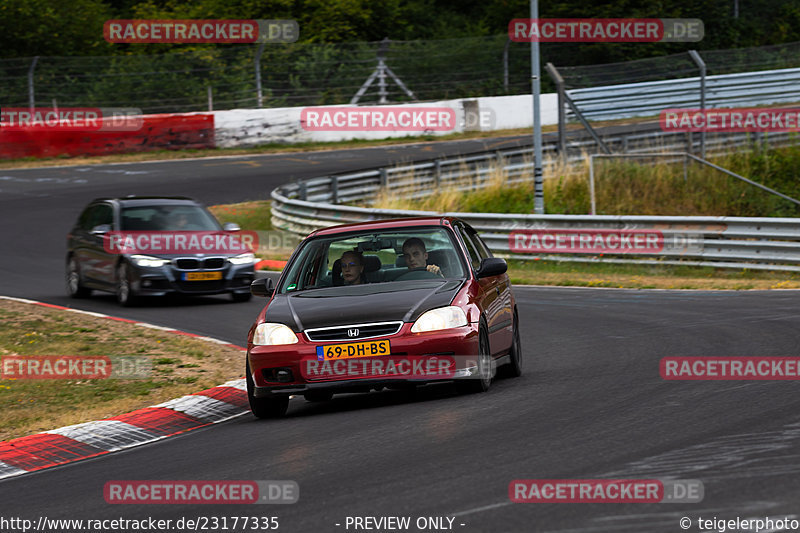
[372,157,536,212]
[371,142,800,217]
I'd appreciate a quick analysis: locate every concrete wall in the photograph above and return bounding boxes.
[0,94,557,158]
[213,93,558,148]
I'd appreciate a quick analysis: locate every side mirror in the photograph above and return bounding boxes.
[223,222,241,231]
[476,257,507,279]
[90,224,111,235]
[250,277,274,297]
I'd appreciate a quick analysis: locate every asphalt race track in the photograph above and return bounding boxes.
[2,135,800,532]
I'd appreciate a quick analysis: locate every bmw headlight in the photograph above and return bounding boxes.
[253,323,299,345]
[411,306,468,333]
[130,255,169,268]
[229,252,256,265]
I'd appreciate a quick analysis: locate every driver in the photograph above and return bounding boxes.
[174,213,190,229]
[401,237,441,276]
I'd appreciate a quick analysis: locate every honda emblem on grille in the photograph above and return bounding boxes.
[347,328,359,338]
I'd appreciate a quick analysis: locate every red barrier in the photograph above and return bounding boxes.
[0,113,214,159]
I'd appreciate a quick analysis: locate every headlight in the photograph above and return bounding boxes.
[130,255,169,268]
[229,253,256,265]
[411,306,468,333]
[253,323,298,345]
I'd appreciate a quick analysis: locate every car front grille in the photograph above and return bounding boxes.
[203,257,225,269]
[305,321,403,342]
[175,257,226,270]
[175,258,198,269]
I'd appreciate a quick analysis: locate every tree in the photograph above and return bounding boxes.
[0,0,114,57]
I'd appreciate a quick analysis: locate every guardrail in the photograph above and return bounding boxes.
[272,189,800,271]
[567,67,800,121]
[280,129,800,206]
[271,132,800,272]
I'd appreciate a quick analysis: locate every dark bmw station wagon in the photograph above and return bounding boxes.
[66,196,256,306]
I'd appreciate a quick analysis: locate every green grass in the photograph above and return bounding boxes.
[209,200,273,231]
[0,300,243,442]
[506,259,800,290]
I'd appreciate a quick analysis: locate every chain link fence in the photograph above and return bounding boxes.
[4,37,800,114]
[557,41,800,89]
[0,36,534,113]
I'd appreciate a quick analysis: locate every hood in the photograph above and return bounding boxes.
[265,279,464,331]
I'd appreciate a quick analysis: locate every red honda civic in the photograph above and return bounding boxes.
[245,217,522,418]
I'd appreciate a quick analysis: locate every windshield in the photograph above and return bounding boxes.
[278,227,466,294]
[120,205,221,231]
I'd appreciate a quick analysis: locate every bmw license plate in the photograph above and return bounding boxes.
[316,340,391,361]
[183,271,223,281]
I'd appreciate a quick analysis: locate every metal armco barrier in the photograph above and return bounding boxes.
[567,67,800,121]
[271,137,800,272]
[277,129,800,207]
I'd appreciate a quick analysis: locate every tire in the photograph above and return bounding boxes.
[66,257,91,298]
[499,308,522,378]
[304,391,333,402]
[231,291,252,303]
[246,361,289,419]
[115,262,138,307]
[456,327,493,394]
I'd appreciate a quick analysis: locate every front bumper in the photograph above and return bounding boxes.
[130,262,254,296]
[248,322,480,397]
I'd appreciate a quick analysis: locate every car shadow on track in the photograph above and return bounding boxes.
[246,377,522,420]
[289,385,457,418]
[87,292,260,308]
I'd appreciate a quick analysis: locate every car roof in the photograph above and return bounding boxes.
[90,196,201,208]
[309,216,459,237]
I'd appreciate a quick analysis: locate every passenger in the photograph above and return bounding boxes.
[340,251,367,285]
[401,237,441,276]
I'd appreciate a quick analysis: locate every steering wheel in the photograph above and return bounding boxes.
[394,267,441,281]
